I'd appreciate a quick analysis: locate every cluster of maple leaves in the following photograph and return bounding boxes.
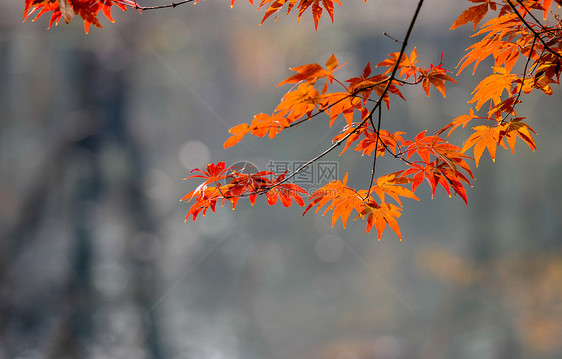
[184,49,472,240]
[24,0,561,239]
[23,0,349,32]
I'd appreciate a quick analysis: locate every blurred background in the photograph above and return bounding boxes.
[1,1,562,358]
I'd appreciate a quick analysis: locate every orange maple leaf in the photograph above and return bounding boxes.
[24,0,131,33]
[296,0,341,30]
[377,48,419,79]
[258,0,351,30]
[323,92,364,127]
[455,13,522,75]
[402,160,471,205]
[278,54,342,86]
[488,96,521,120]
[462,125,505,166]
[355,130,405,157]
[262,172,306,207]
[450,0,496,30]
[346,74,405,110]
[541,0,556,19]
[370,172,419,206]
[184,162,232,188]
[437,108,478,137]
[249,113,291,138]
[303,173,366,228]
[258,0,298,24]
[469,67,517,110]
[419,64,457,98]
[402,131,473,176]
[359,201,402,240]
[224,123,251,149]
[499,117,537,154]
[183,186,222,221]
[276,83,322,122]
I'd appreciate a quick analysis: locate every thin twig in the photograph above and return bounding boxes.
[383,32,403,44]
[124,0,196,11]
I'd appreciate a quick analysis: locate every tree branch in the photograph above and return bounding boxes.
[127,0,196,11]
[506,0,562,59]
[225,0,426,198]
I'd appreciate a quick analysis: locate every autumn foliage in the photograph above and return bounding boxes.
[24,0,562,240]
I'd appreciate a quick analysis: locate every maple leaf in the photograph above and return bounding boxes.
[249,113,291,138]
[402,160,471,205]
[431,163,471,205]
[258,0,298,24]
[498,117,537,154]
[399,131,473,204]
[23,0,132,33]
[346,74,405,110]
[223,171,274,208]
[303,173,408,239]
[322,92,364,127]
[370,172,419,206]
[101,0,130,23]
[24,0,62,29]
[376,48,420,79]
[402,131,473,177]
[266,172,307,207]
[296,0,341,30]
[437,108,478,137]
[185,162,232,188]
[359,201,402,240]
[456,14,522,75]
[224,123,251,149]
[278,63,328,86]
[462,125,506,166]
[419,63,458,98]
[450,0,496,30]
[258,0,350,29]
[224,112,291,148]
[469,67,517,110]
[303,173,366,228]
[276,83,323,122]
[487,96,521,119]
[355,129,405,157]
[182,186,223,221]
[345,67,384,100]
[493,42,520,73]
[534,53,562,85]
[278,54,342,86]
[183,166,280,218]
[541,0,556,19]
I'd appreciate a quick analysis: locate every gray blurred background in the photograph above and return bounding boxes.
[1,1,562,358]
